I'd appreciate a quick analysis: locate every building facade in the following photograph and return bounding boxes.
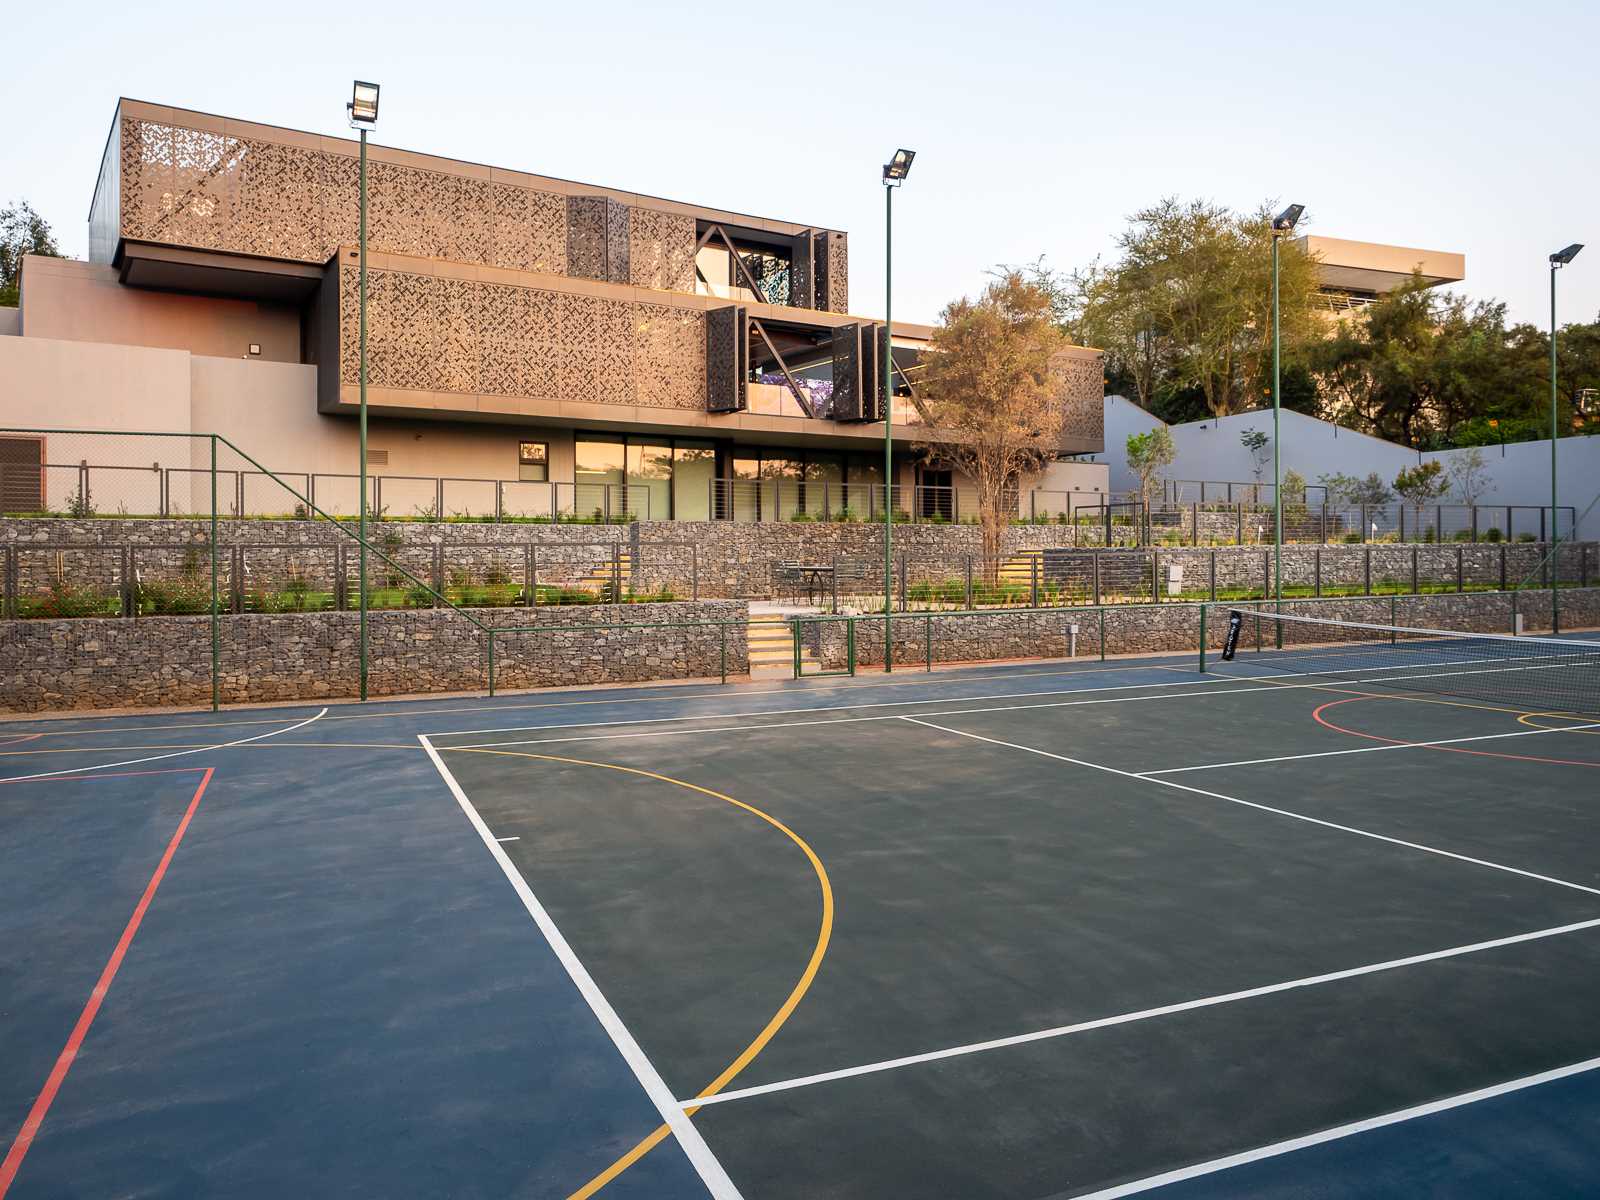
[2,99,1107,522]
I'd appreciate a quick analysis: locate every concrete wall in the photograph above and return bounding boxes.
[0,308,19,337]
[1089,396,1600,540]
[20,257,302,362]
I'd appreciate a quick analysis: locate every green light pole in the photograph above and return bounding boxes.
[349,81,380,700]
[881,150,914,672]
[1548,243,1583,630]
[1269,204,1304,639]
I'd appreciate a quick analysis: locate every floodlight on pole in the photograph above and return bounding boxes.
[1548,242,1582,632]
[881,149,914,670]
[349,79,379,699]
[1268,202,1303,640]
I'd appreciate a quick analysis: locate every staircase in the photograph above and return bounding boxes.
[747,611,820,675]
[996,549,1043,587]
[574,550,632,601]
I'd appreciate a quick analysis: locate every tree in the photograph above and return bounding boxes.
[1447,448,1493,506]
[0,200,63,307]
[1064,197,1322,418]
[1393,461,1449,507]
[915,271,1069,573]
[1319,471,1394,507]
[1125,427,1176,509]
[1239,429,1270,482]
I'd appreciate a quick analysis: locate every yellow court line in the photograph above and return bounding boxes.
[1517,711,1600,734]
[447,747,833,1200]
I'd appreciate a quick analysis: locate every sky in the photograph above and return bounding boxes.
[3,0,1596,330]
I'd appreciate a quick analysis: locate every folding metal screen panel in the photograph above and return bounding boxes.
[705,305,748,412]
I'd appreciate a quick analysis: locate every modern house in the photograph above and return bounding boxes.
[1297,235,1465,318]
[1,98,1107,522]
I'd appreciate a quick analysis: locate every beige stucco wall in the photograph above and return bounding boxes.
[20,256,301,362]
[0,334,193,432]
[0,308,19,337]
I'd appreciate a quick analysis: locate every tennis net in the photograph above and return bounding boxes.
[1208,608,1600,718]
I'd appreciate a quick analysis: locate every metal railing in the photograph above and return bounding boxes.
[763,543,1598,615]
[0,460,653,524]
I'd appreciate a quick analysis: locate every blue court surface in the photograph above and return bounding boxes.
[3,642,1600,1198]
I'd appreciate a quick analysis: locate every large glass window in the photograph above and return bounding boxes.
[803,455,844,516]
[574,436,624,519]
[761,457,803,521]
[672,442,716,523]
[626,443,673,522]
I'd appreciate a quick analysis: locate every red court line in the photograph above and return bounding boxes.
[0,766,215,1198]
[0,767,207,787]
[1313,697,1600,769]
[0,734,42,747]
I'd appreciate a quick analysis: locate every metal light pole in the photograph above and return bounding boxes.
[1269,204,1304,638]
[349,81,379,700]
[882,149,914,671]
[1548,243,1583,628]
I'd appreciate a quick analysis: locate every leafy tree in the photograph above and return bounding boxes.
[915,271,1069,572]
[0,200,63,307]
[1125,427,1176,509]
[1393,461,1449,507]
[1064,197,1322,418]
[1319,471,1394,507]
[1239,429,1270,481]
[1446,447,1493,506]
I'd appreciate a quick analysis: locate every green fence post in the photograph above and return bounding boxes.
[926,613,933,673]
[487,630,496,697]
[1390,594,1398,643]
[847,616,857,676]
[210,434,219,712]
[720,623,727,684]
[792,618,801,679]
[1198,604,1208,673]
[1098,606,1106,662]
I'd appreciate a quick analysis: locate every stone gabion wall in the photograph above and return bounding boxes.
[806,589,1600,670]
[0,600,746,713]
[2,518,1593,606]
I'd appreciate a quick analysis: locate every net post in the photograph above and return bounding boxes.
[487,629,496,697]
[1390,594,1398,642]
[847,616,857,676]
[1098,606,1106,662]
[925,613,933,673]
[1198,604,1207,673]
[209,434,219,713]
[720,623,727,685]
[792,617,801,679]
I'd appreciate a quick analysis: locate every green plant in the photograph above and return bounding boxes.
[137,577,210,615]
[789,511,814,522]
[1483,527,1503,542]
[404,582,435,608]
[1516,533,1536,543]
[28,580,118,618]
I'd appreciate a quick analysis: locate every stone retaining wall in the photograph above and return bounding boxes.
[805,588,1600,670]
[0,600,746,713]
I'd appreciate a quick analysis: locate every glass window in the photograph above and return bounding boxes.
[574,437,624,519]
[803,454,844,516]
[672,442,716,523]
[626,443,673,523]
[517,440,548,482]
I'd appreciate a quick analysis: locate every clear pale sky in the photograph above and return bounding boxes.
[3,0,1595,330]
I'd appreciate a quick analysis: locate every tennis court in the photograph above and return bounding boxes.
[4,616,1600,1198]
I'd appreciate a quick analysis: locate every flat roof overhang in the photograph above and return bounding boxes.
[1296,235,1465,295]
[321,386,1103,457]
[118,240,324,304]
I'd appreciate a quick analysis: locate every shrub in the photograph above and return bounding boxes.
[30,580,119,618]
[1483,527,1503,542]
[1516,533,1536,543]
[138,577,211,615]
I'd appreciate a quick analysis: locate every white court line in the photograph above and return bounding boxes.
[495,835,520,842]
[898,717,1600,899]
[416,734,743,1200]
[1071,1053,1600,1199]
[434,675,1235,745]
[426,649,1577,748]
[1142,720,1600,775]
[449,657,1598,753]
[686,915,1600,1110]
[0,707,329,783]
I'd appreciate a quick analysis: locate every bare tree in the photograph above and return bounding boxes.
[1447,448,1493,506]
[915,272,1069,576]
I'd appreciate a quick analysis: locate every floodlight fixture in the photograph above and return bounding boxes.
[1550,243,1583,266]
[883,148,916,185]
[1271,203,1304,234]
[349,80,380,127]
